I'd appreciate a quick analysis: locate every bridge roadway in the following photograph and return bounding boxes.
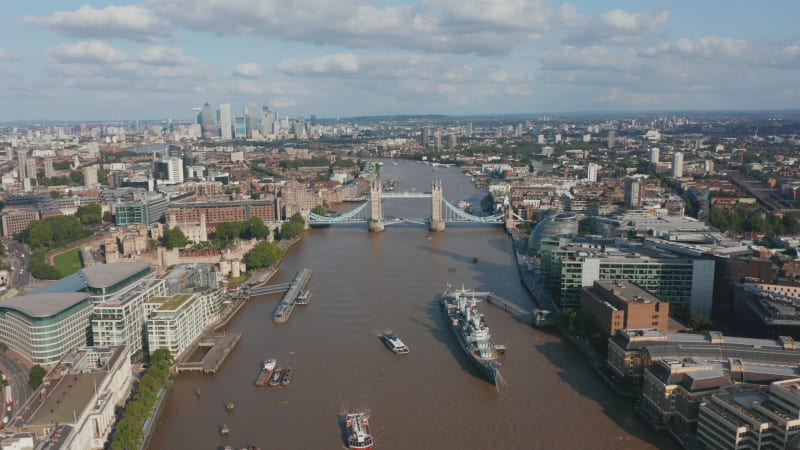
[248,282,291,297]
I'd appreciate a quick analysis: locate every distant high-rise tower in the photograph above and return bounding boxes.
[537,134,545,145]
[608,130,616,148]
[244,102,260,139]
[219,104,232,140]
[26,159,37,180]
[704,160,714,174]
[17,150,27,182]
[466,122,473,136]
[83,165,99,187]
[587,163,599,182]
[421,127,431,147]
[199,103,218,138]
[672,152,684,178]
[650,147,660,164]
[261,107,276,137]
[624,180,641,207]
[233,116,246,139]
[44,159,54,178]
[434,133,442,150]
[448,134,457,149]
[555,134,562,144]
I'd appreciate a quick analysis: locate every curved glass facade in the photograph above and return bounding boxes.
[0,299,92,365]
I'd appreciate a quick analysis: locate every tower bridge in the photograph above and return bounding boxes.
[307,179,508,232]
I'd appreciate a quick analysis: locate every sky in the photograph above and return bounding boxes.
[0,1,799,121]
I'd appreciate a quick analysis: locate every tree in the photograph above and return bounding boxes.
[29,364,46,389]
[49,191,61,199]
[691,314,713,333]
[214,221,242,241]
[164,228,189,249]
[312,205,327,216]
[102,211,114,223]
[245,241,284,269]
[247,217,270,240]
[75,203,102,224]
[280,213,306,239]
[0,342,8,353]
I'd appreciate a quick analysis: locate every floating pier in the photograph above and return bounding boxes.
[273,268,312,323]
[176,333,241,374]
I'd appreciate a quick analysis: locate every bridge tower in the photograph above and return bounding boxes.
[368,179,384,232]
[429,179,446,232]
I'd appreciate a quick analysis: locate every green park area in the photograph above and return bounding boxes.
[53,248,83,277]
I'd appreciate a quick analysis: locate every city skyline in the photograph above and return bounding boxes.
[1,1,799,121]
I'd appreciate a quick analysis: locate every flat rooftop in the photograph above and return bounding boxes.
[28,372,106,426]
[0,292,89,318]
[147,293,194,311]
[591,280,664,304]
[81,261,150,289]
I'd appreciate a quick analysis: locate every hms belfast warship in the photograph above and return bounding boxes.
[441,286,504,386]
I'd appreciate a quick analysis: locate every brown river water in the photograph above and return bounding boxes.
[148,160,676,450]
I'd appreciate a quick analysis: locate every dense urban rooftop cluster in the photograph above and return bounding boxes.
[1,109,800,448]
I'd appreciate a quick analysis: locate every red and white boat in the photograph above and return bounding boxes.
[345,412,374,450]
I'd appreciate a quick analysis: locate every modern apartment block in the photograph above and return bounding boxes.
[581,280,670,336]
[539,235,714,315]
[5,346,132,449]
[146,289,223,358]
[114,193,169,226]
[1,208,39,237]
[85,262,166,358]
[696,381,800,449]
[0,292,92,365]
[733,282,800,339]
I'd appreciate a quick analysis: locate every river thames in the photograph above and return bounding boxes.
[148,160,676,449]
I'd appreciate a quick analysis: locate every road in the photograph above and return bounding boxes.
[3,240,31,290]
[0,352,32,416]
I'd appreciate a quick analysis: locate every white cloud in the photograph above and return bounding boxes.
[45,41,128,64]
[0,48,22,61]
[277,54,360,76]
[232,63,264,78]
[149,0,563,55]
[564,9,671,46]
[24,5,170,42]
[136,46,196,66]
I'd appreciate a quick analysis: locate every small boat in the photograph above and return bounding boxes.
[380,331,410,355]
[262,359,276,372]
[269,368,283,387]
[296,290,312,304]
[194,387,201,396]
[345,412,374,450]
[472,256,478,264]
[226,402,235,412]
[281,367,293,386]
[220,423,230,436]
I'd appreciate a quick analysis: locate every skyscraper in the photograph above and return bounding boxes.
[233,116,246,139]
[44,159,54,178]
[26,159,37,180]
[199,103,218,138]
[624,180,641,207]
[219,104,232,140]
[650,147,660,164]
[587,163,599,182]
[244,102,260,139]
[261,107,276,137]
[421,127,431,147]
[466,122,473,137]
[608,130,616,148]
[17,150,27,182]
[673,152,684,178]
[83,165,99,187]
